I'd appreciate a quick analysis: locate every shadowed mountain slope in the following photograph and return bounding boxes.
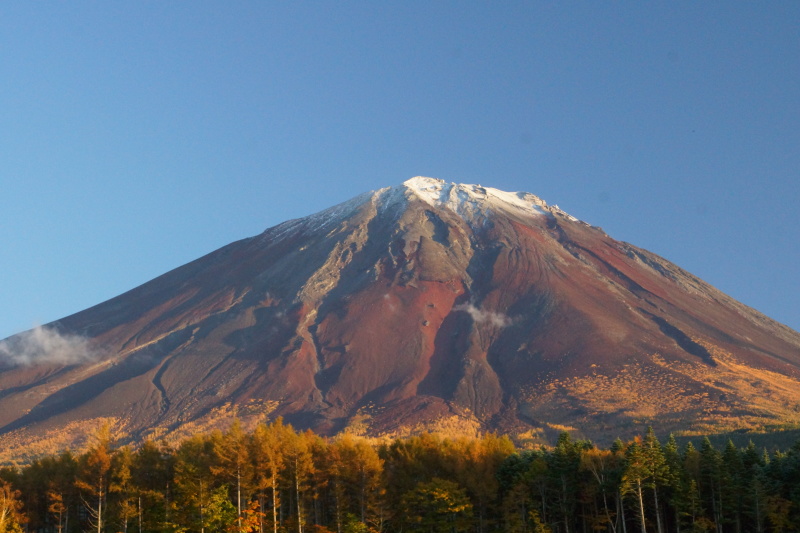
[2,177,799,456]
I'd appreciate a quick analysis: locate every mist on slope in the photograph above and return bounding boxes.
[0,326,96,367]
[453,302,513,328]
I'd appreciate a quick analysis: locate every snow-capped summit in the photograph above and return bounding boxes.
[265,177,580,244]
[401,176,550,221]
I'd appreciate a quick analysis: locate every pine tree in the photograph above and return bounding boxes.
[762,448,794,533]
[206,485,237,532]
[109,446,138,533]
[284,428,315,533]
[327,434,385,533]
[642,428,668,533]
[580,447,621,533]
[500,481,532,533]
[400,478,473,533]
[741,441,766,533]
[610,438,629,533]
[173,434,215,533]
[132,439,176,533]
[527,453,552,528]
[75,424,114,533]
[22,450,78,533]
[721,440,744,533]
[250,418,290,533]
[211,419,253,533]
[548,432,581,533]
[621,439,649,533]
[662,434,685,533]
[450,434,514,533]
[698,438,723,533]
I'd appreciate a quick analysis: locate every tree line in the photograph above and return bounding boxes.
[1,420,799,533]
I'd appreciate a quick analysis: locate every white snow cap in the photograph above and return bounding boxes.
[262,176,581,244]
[402,176,555,220]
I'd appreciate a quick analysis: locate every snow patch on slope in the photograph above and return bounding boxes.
[260,189,384,243]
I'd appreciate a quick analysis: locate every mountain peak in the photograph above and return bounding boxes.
[402,176,446,189]
[401,176,552,222]
[1,176,799,458]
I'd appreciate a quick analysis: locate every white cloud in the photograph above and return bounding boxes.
[0,326,96,367]
[453,302,513,328]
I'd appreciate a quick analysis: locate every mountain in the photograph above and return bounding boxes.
[1,177,799,458]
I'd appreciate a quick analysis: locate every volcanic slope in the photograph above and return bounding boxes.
[1,177,799,456]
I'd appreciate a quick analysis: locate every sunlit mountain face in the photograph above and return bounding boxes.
[2,177,799,459]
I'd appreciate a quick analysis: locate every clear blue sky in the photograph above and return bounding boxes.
[1,2,798,339]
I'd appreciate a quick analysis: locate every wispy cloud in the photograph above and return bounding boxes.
[0,326,96,367]
[453,302,513,328]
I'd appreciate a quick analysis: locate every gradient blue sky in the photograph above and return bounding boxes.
[1,2,798,339]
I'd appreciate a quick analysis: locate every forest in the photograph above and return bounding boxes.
[1,419,799,533]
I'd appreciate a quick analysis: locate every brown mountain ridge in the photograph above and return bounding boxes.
[1,177,799,458]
